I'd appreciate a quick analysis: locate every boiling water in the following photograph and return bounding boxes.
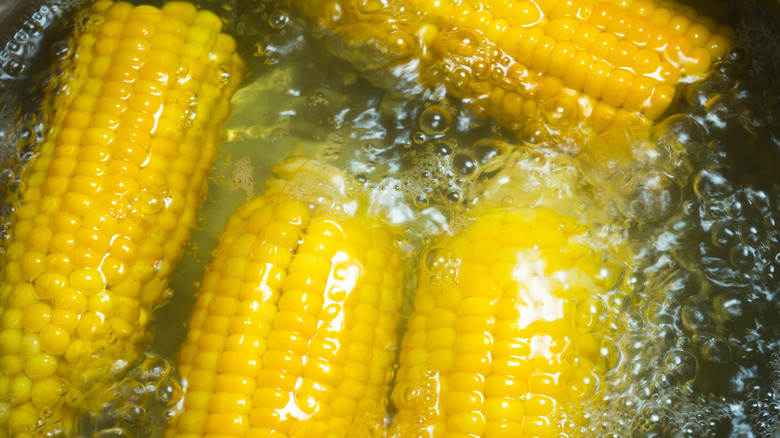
[0,0,779,437]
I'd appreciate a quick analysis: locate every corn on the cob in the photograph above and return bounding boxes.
[389,207,624,438]
[295,0,733,148]
[0,1,243,436]
[166,157,405,438]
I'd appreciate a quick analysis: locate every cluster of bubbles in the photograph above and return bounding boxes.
[76,355,183,438]
[580,40,780,437]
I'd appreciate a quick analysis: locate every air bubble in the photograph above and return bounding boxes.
[680,297,714,333]
[652,114,706,152]
[118,404,146,425]
[268,9,289,29]
[413,194,429,209]
[120,379,147,404]
[738,219,764,246]
[419,105,452,136]
[2,56,24,77]
[617,170,680,222]
[432,141,452,156]
[451,153,476,176]
[727,46,751,74]
[412,132,426,144]
[444,190,460,205]
[729,244,754,269]
[154,377,182,406]
[664,350,696,381]
[711,223,737,248]
[542,95,579,127]
[631,407,667,437]
[522,123,548,144]
[446,28,481,58]
[699,336,731,365]
[385,30,415,59]
[693,167,734,200]
[135,190,163,215]
[215,67,231,88]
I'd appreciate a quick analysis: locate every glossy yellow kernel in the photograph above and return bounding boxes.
[601,68,633,107]
[665,34,694,65]
[705,32,731,59]
[100,80,133,100]
[50,308,79,332]
[524,394,555,416]
[516,26,544,65]
[523,415,556,436]
[483,397,524,421]
[63,110,91,130]
[530,34,556,73]
[680,46,712,76]
[499,91,525,119]
[646,25,672,49]
[546,17,578,42]
[588,2,612,29]
[606,40,638,69]
[630,49,660,76]
[485,374,527,398]
[484,420,524,438]
[41,176,68,197]
[69,269,106,295]
[607,9,631,36]
[25,352,58,379]
[623,75,658,111]
[643,84,675,120]
[545,0,575,19]
[507,1,541,26]
[583,60,611,99]
[38,324,71,356]
[484,18,509,42]
[666,14,691,35]
[30,375,66,409]
[587,32,617,62]
[498,26,524,59]
[684,22,711,47]
[21,251,44,280]
[22,302,52,333]
[447,413,485,436]
[625,17,651,45]
[0,329,22,354]
[563,52,594,90]
[647,5,672,24]
[656,60,681,83]
[1,309,23,330]
[9,375,32,402]
[89,55,111,79]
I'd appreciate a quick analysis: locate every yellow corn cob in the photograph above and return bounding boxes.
[0,1,243,436]
[295,0,733,152]
[389,207,625,438]
[166,157,405,438]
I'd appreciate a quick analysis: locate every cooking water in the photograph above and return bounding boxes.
[0,0,779,437]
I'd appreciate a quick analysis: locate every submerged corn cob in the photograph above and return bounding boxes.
[0,1,243,436]
[389,207,624,438]
[167,158,404,438]
[296,0,733,147]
